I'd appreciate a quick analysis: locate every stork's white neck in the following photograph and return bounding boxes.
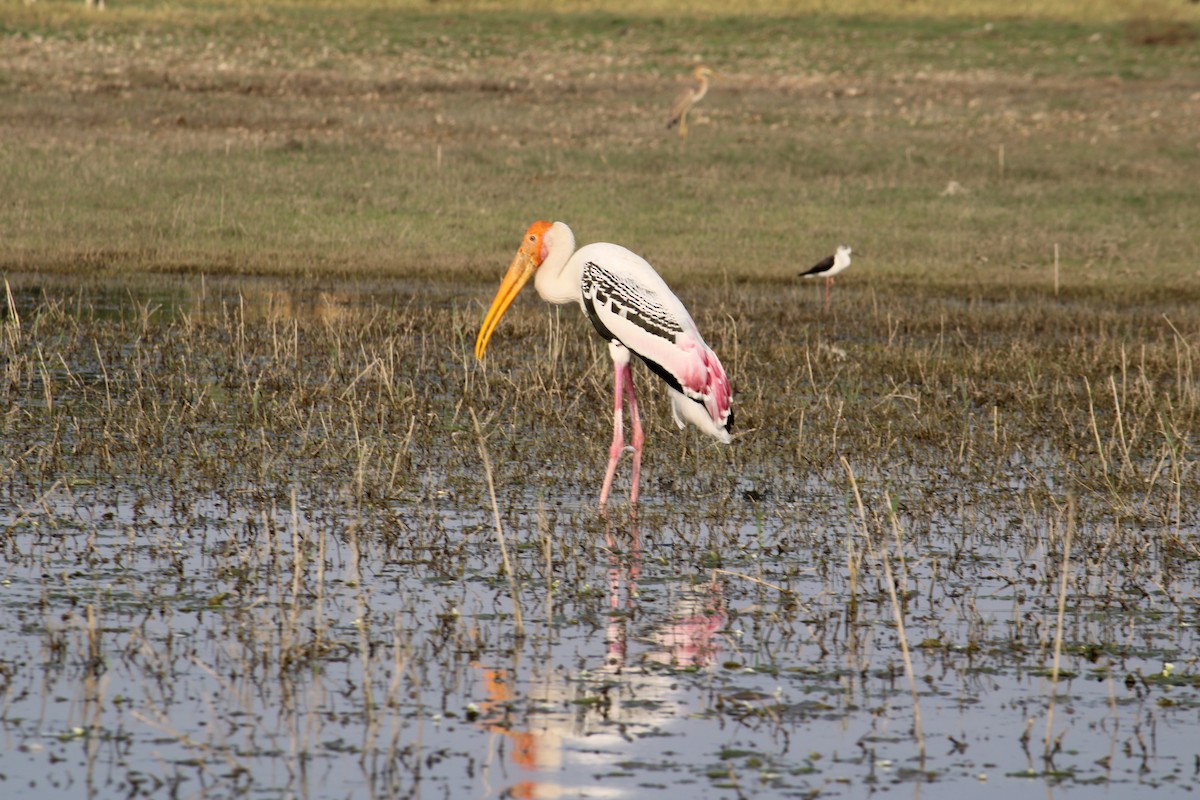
[533,221,582,306]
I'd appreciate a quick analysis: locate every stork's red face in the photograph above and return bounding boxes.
[474,220,554,360]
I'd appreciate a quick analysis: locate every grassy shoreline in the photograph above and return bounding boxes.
[1,2,1197,287]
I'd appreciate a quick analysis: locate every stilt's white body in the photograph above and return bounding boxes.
[800,245,852,311]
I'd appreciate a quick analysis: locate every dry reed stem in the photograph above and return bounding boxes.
[347,523,375,729]
[85,600,102,673]
[711,568,793,596]
[881,498,925,764]
[470,407,524,639]
[840,456,871,620]
[2,278,18,323]
[1044,496,1075,762]
[284,493,304,670]
[1053,243,1060,296]
[314,501,327,654]
[538,500,553,641]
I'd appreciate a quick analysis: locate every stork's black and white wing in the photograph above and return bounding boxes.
[576,243,732,442]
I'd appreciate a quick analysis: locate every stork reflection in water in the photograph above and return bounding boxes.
[469,522,727,798]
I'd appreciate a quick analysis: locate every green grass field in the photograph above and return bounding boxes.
[2,0,1197,290]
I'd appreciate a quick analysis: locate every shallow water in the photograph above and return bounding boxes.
[1,276,1197,799]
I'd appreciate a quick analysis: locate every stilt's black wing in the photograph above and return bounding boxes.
[800,254,835,277]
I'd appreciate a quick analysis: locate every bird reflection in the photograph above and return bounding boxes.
[471,520,728,798]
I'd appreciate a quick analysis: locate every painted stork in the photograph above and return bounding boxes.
[799,245,852,311]
[666,65,718,140]
[475,221,733,512]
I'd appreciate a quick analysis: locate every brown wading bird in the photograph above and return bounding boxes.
[666,65,718,140]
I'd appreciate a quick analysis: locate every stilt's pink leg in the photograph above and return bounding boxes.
[824,277,833,312]
[598,359,626,513]
[624,369,644,508]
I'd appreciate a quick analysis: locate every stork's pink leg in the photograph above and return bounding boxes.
[598,360,628,512]
[624,372,644,507]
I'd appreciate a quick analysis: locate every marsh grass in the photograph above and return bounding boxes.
[0,273,1195,789]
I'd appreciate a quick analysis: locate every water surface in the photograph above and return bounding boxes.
[1,275,1197,799]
